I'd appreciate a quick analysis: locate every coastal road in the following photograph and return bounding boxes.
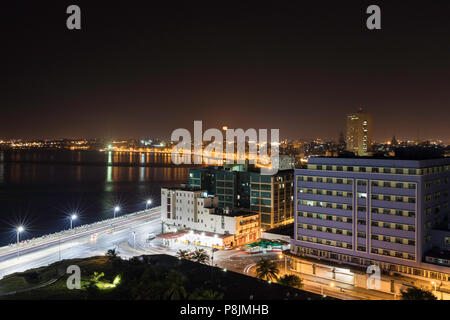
[0,209,163,279]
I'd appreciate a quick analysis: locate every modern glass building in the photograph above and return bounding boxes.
[189,165,294,230]
[250,170,294,230]
[290,156,450,282]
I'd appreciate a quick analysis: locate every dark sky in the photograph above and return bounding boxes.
[2,1,450,142]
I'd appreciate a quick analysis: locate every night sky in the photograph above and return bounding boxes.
[2,1,450,142]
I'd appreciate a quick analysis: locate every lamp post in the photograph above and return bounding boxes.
[16,226,24,259]
[70,214,77,230]
[114,206,120,218]
[432,281,437,292]
[146,199,152,210]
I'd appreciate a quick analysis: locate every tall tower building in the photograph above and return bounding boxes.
[346,108,372,156]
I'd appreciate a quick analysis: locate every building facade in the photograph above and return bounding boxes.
[290,157,450,284]
[346,109,372,156]
[249,170,294,230]
[189,165,294,230]
[160,187,260,248]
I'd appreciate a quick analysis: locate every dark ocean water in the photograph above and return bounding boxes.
[0,150,190,246]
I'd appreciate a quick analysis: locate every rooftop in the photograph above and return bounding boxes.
[209,207,258,218]
[306,155,450,168]
[162,185,207,193]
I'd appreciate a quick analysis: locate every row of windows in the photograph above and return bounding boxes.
[425,178,449,188]
[250,183,272,191]
[424,191,449,201]
[250,205,272,213]
[297,223,352,236]
[296,235,352,249]
[371,247,415,261]
[307,164,421,175]
[425,204,447,215]
[307,164,450,175]
[371,234,415,246]
[371,194,416,203]
[251,191,271,198]
[174,192,201,198]
[298,200,353,211]
[371,207,415,217]
[250,175,272,183]
[298,211,352,223]
[216,188,234,195]
[216,181,234,188]
[251,198,272,206]
[371,220,415,232]
[297,176,353,185]
[371,181,416,189]
[298,188,353,198]
[354,225,415,244]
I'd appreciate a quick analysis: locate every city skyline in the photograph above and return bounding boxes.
[2,1,450,141]
[1,0,450,305]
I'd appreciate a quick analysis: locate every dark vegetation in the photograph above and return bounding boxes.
[1,253,325,300]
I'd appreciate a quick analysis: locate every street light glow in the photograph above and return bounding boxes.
[147,199,152,204]
[17,226,24,233]
[71,214,77,220]
[114,206,120,212]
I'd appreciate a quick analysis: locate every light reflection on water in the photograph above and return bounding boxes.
[0,150,193,245]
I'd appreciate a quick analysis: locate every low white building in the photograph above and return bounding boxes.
[160,187,260,248]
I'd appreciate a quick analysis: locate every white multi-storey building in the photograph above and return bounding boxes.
[160,187,260,248]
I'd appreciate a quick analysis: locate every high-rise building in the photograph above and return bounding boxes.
[188,163,294,230]
[289,156,450,289]
[346,108,372,156]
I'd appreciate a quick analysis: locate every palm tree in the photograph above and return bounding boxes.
[255,258,279,282]
[189,288,224,300]
[277,274,303,288]
[90,271,105,282]
[106,248,119,259]
[176,249,192,260]
[163,270,188,300]
[190,248,210,264]
[401,287,437,300]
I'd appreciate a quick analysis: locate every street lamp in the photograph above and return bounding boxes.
[70,214,77,230]
[146,199,152,210]
[432,281,437,291]
[16,226,24,258]
[114,206,120,218]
